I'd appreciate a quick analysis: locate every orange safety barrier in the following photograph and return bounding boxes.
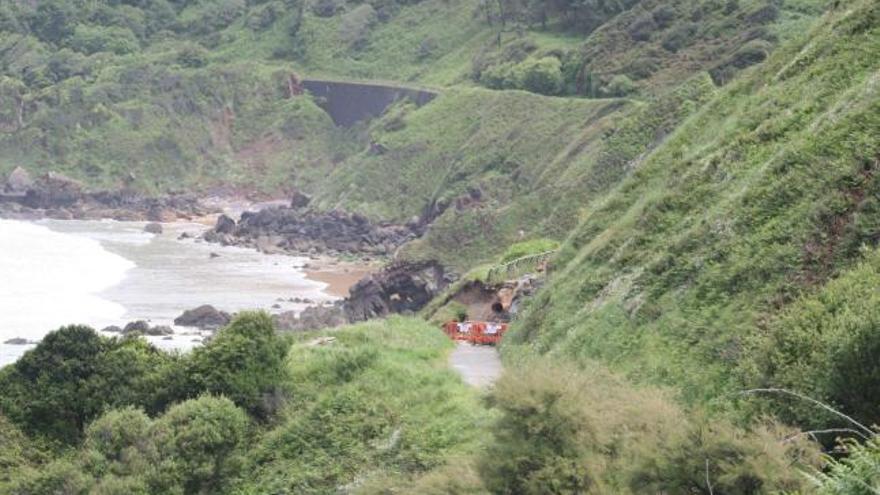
[442,321,509,346]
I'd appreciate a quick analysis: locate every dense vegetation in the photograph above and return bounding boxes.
[2,0,880,491]
[0,315,491,493]
[508,0,880,447]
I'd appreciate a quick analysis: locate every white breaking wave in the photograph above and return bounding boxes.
[0,219,133,363]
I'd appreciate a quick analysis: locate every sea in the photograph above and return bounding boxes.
[0,218,333,366]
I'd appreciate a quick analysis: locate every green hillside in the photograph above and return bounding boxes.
[4,0,880,492]
[508,0,880,428]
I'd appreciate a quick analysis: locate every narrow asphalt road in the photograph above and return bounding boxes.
[449,342,503,388]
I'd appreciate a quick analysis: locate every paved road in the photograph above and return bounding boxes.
[449,342,503,388]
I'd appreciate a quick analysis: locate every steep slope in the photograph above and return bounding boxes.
[506,0,880,427]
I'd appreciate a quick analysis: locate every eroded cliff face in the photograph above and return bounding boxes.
[344,260,453,321]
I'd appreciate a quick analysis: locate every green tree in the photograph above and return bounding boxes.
[512,57,564,95]
[184,312,288,418]
[0,325,107,443]
[152,395,249,493]
[68,24,140,55]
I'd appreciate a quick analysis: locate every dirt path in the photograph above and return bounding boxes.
[449,342,503,388]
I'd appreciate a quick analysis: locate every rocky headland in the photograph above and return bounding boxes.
[0,167,210,222]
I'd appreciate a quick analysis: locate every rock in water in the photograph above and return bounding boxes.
[174,305,232,330]
[101,325,123,334]
[146,325,174,336]
[123,320,151,335]
[3,337,32,345]
[144,222,163,234]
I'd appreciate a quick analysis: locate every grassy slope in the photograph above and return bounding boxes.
[506,0,880,404]
[238,316,492,492]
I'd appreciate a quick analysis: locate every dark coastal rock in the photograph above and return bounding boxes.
[289,189,312,209]
[214,214,236,234]
[0,175,211,222]
[21,172,84,209]
[148,325,174,336]
[3,337,34,345]
[174,305,231,329]
[203,206,416,256]
[273,302,347,332]
[102,325,123,334]
[144,222,163,234]
[209,252,221,258]
[4,166,33,193]
[344,260,454,321]
[123,320,151,335]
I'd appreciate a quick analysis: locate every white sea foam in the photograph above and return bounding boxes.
[0,219,133,364]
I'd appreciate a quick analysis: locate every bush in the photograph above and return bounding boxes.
[339,4,377,50]
[152,396,249,494]
[184,312,288,418]
[176,43,209,68]
[814,437,880,494]
[603,74,637,97]
[480,361,820,494]
[83,407,155,478]
[68,25,140,55]
[513,57,564,96]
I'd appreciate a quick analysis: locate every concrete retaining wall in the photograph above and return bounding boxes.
[302,79,437,127]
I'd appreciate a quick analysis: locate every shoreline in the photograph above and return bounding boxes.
[303,258,377,297]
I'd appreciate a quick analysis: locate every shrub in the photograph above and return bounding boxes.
[83,407,155,477]
[603,74,637,97]
[339,4,377,50]
[152,395,249,494]
[480,361,819,494]
[184,312,288,418]
[814,437,880,494]
[176,43,209,68]
[246,1,284,30]
[512,57,564,96]
[68,25,140,55]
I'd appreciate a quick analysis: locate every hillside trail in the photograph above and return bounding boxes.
[449,342,503,388]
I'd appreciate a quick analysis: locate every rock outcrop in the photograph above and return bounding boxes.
[203,206,415,256]
[144,223,163,234]
[4,166,33,193]
[344,260,453,321]
[272,302,347,332]
[0,168,209,221]
[173,305,232,330]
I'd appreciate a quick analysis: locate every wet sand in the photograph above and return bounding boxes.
[304,259,377,297]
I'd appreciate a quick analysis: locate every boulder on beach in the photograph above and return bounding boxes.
[214,214,236,234]
[144,222,163,234]
[174,305,231,330]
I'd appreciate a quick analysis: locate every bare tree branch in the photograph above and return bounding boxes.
[738,388,874,437]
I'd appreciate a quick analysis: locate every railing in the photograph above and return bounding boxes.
[485,250,557,284]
